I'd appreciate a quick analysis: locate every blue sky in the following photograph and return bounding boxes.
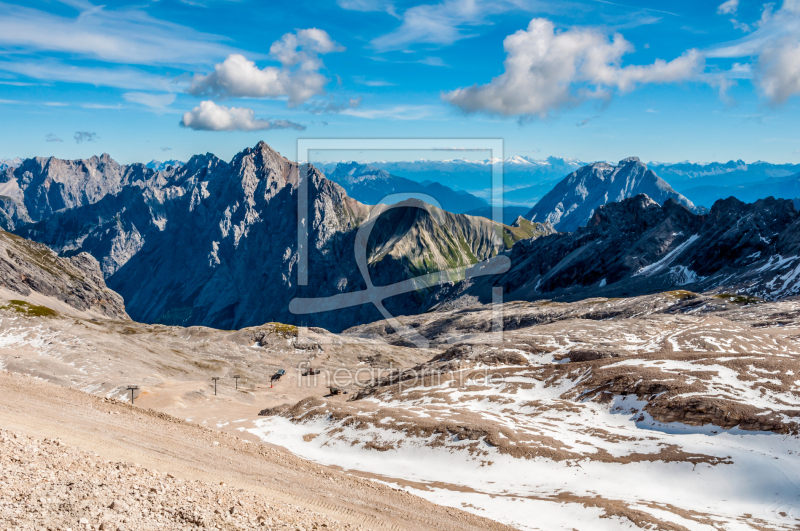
[1,0,799,165]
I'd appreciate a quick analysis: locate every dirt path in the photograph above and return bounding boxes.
[0,370,515,531]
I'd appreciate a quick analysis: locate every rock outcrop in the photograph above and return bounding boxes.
[0,230,128,319]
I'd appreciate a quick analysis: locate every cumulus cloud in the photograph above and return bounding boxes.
[717,0,739,15]
[443,18,703,118]
[180,100,306,132]
[74,131,99,143]
[161,146,172,152]
[758,39,800,104]
[187,29,344,107]
[45,133,62,142]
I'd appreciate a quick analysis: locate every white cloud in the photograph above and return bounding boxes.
[341,104,437,120]
[123,92,177,110]
[443,18,703,118]
[45,133,63,142]
[758,39,800,104]
[180,100,306,131]
[337,0,399,17]
[188,29,343,107]
[0,60,180,92]
[717,0,739,15]
[0,1,237,66]
[81,102,123,109]
[707,0,800,105]
[371,0,487,51]
[306,97,362,114]
[353,77,397,86]
[370,0,560,52]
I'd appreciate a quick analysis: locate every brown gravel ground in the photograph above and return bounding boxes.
[0,370,516,531]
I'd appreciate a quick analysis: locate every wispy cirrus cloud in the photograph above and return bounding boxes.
[707,0,800,105]
[180,100,306,131]
[45,133,63,142]
[336,0,399,17]
[0,1,237,66]
[0,60,181,92]
[341,104,437,120]
[123,92,177,111]
[305,97,362,114]
[365,0,561,52]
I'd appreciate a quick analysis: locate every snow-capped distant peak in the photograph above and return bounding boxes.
[146,159,185,172]
[0,157,22,171]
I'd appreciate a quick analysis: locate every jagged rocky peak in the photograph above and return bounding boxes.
[525,157,698,233]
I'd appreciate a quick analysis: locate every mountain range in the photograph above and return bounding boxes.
[318,156,584,207]
[9,142,543,331]
[4,143,800,333]
[428,194,800,312]
[679,171,800,208]
[651,159,800,188]
[323,162,488,214]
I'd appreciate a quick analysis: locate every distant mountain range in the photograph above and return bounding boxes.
[679,172,800,208]
[0,158,22,172]
[651,160,800,188]
[323,162,488,214]
[5,145,800,332]
[318,156,584,207]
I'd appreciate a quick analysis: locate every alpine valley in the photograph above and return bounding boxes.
[4,142,800,531]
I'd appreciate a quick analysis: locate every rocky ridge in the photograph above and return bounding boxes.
[13,142,540,331]
[427,193,800,310]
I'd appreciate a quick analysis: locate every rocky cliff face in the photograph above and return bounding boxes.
[15,143,538,331]
[525,157,700,232]
[430,194,800,309]
[0,154,156,230]
[0,230,128,319]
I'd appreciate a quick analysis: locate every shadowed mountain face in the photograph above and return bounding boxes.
[428,194,800,310]
[324,162,488,214]
[526,157,700,232]
[14,143,541,331]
